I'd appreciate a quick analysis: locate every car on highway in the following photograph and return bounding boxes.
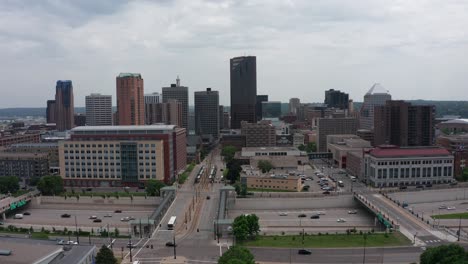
[322,191,330,195]
[165,242,176,247]
[206,196,211,200]
[93,219,102,223]
[121,217,130,222]
[56,239,65,245]
[279,212,288,216]
[298,249,312,255]
[66,241,78,245]
[447,206,456,210]
[348,210,357,214]
[127,242,136,248]
[438,205,447,209]
[298,214,307,218]
[23,212,31,216]
[104,213,112,217]
[337,218,346,223]
[310,214,320,219]
[129,216,135,220]
[89,215,98,219]
[61,213,71,218]
[114,210,122,213]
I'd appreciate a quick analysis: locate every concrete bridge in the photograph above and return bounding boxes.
[0,190,40,219]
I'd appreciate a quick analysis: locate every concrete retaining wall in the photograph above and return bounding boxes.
[234,195,356,210]
[32,196,161,207]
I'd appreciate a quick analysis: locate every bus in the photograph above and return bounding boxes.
[167,216,177,230]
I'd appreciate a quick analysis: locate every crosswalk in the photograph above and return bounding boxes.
[424,239,442,244]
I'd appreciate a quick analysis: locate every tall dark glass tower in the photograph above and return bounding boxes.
[230,56,257,129]
[55,80,74,131]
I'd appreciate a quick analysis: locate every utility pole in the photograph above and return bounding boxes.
[74,215,79,244]
[173,232,177,259]
[108,224,112,249]
[362,234,367,264]
[458,216,462,241]
[302,228,305,248]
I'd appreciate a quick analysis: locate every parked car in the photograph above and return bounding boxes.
[0,221,4,225]
[337,218,346,223]
[399,186,407,190]
[23,212,31,216]
[298,214,307,218]
[425,183,433,188]
[298,249,312,255]
[348,210,357,214]
[61,214,71,218]
[206,196,211,200]
[93,219,102,223]
[165,242,176,247]
[322,191,331,195]
[279,212,288,216]
[310,214,320,219]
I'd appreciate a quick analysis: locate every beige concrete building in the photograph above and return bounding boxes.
[241,172,302,192]
[59,140,165,186]
[327,135,371,169]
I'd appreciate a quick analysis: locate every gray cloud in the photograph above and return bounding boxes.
[0,0,467,108]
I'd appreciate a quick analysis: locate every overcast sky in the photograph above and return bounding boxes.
[1,0,467,108]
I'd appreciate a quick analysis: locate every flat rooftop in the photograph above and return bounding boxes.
[71,125,177,133]
[242,146,300,151]
[369,146,452,158]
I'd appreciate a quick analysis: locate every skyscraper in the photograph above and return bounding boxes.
[261,101,282,118]
[85,93,112,126]
[374,100,435,147]
[256,95,268,121]
[162,77,188,129]
[231,56,257,129]
[324,89,349,109]
[195,88,220,137]
[46,100,56,124]
[359,83,391,130]
[55,80,74,131]
[144,92,161,104]
[289,98,300,115]
[116,73,144,125]
[145,99,182,127]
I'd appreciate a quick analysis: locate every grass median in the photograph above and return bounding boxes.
[238,232,411,248]
[247,188,294,193]
[432,212,468,219]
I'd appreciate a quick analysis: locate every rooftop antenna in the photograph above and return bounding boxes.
[176,75,180,87]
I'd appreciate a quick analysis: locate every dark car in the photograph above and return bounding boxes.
[298,214,307,218]
[114,210,122,213]
[416,185,424,189]
[310,214,320,219]
[61,214,71,218]
[322,191,330,195]
[93,219,102,223]
[206,196,211,200]
[425,183,433,188]
[23,212,31,216]
[165,242,176,247]
[399,186,407,190]
[298,249,312,255]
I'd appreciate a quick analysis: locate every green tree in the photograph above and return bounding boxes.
[37,176,64,195]
[218,246,255,264]
[221,146,237,164]
[145,179,165,196]
[462,168,468,182]
[420,244,468,264]
[257,160,273,173]
[305,142,317,153]
[226,160,242,184]
[245,214,260,237]
[232,216,249,241]
[0,176,20,194]
[95,245,118,264]
[297,144,306,151]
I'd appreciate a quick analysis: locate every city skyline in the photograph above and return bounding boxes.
[1,1,467,108]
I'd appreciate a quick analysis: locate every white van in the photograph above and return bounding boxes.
[14,214,23,219]
[350,176,357,182]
